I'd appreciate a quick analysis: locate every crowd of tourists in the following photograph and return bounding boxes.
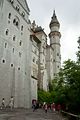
[32,100,61,113]
[0,97,62,113]
[0,96,14,110]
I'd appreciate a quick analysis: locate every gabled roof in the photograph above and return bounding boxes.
[17,0,30,13]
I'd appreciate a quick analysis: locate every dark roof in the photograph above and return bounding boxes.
[50,10,60,28]
[34,26,47,37]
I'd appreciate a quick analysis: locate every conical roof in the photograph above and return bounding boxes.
[49,10,60,28]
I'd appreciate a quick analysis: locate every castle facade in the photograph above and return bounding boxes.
[0,0,61,108]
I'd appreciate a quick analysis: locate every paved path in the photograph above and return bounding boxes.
[0,109,67,120]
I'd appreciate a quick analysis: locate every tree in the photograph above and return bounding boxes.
[51,38,80,114]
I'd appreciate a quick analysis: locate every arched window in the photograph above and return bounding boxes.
[16,5,20,11]
[21,25,23,31]
[5,29,9,35]
[10,0,14,4]
[13,35,16,41]
[22,12,25,17]
[13,48,14,53]
[33,57,35,62]
[5,43,7,48]
[13,19,16,24]
[19,52,21,57]
[8,13,11,19]
[19,40,22,46]
[2,59,5,63]
[13,16,20,28]
[11,64,13,67]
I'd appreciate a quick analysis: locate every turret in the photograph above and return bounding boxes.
[49,10,60,31]
[49,10,61,77]
[49,10,61,45]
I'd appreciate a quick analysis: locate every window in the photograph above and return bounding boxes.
[2,59,5,63]
[19,52,21,57]
[57,53,59,56]
[8,13,11,19]
[10,0,14,4]
[57,66,59,68]
[5,29,9,35]
[21,25,23,31]
[5,43,7,48]
[16,21,19,26]
[13,35,16,41]
[13,48,14,53]
[53,59,55,62]
[11,64,13,67]
[18,67,20,70]
[22,12,25,17]
[16,5,20,11]
[19,41,22,46]
[13,19,16,24]
[13,16,20,28]
[33,57,35,62]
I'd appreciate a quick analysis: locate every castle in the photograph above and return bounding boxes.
[0,0,61,108]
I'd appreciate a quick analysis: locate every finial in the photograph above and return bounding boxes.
[52,9,56,19]
[53,9,55,15]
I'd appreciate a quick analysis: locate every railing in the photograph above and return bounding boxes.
[61,111,80,120]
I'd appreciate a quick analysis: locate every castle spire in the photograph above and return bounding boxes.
[52,10,56,19]
[49,10,60,28]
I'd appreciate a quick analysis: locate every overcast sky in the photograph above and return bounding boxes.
[27,0,80,64]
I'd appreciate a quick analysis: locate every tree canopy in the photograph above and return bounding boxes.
[38,37,80,114]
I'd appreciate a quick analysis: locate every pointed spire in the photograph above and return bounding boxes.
[52,10,57,20]
[49,10,60,28]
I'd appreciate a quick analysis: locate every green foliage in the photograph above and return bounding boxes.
[38,38,80,114]
[38,89,53,104]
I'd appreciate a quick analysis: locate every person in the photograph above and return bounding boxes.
[44,103,48,113]
[9,96,14,110]
[33,100,36,112]
[1,98,6,109]
[52,103,55,112]
[43,102,46,109]
[57,104,61,113]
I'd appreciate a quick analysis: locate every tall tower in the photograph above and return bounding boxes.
[49,10,61,78]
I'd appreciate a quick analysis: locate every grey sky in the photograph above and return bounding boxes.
[27,0,80,64]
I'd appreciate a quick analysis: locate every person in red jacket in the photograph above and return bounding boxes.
[52,103,55,112]
[57,104,61,112]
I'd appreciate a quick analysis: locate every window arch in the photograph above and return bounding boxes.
[22,12,25,17]
[21,25,23,31]
[8,13,11,19]
[13,35,16,41]
[10,0,14,4]
[19,40,22,46]
[16,5,20,11]
[5,29,9,35]
[33,57,35,62]
[13,16,20,28]
[5,43,7,48]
